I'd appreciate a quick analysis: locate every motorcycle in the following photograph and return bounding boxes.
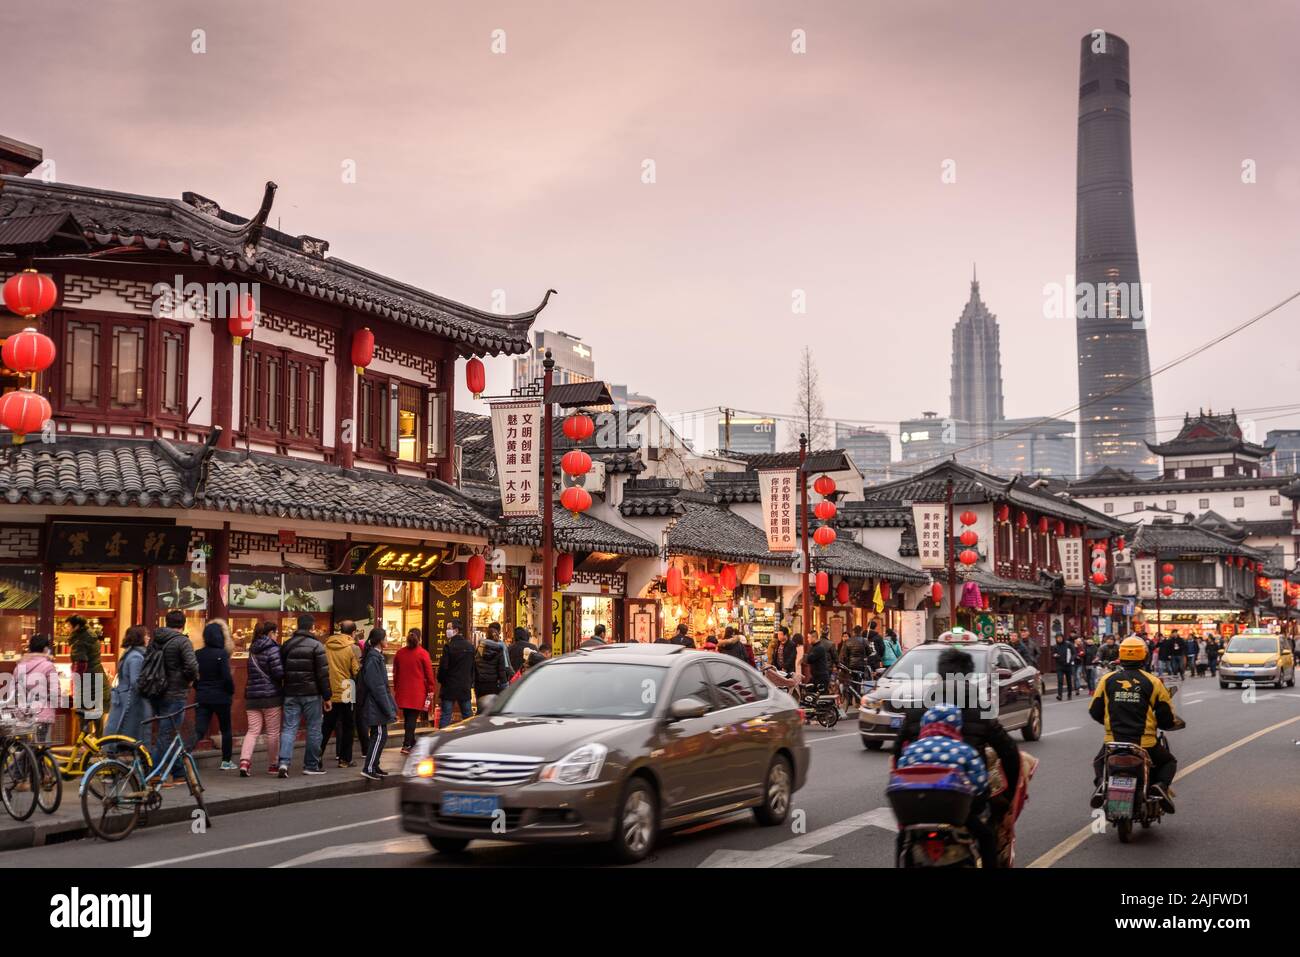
[887,765,983,868]
[762,666,839,728]
[1098,685,1184,843]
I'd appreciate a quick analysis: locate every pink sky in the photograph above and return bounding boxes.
[5,0,1299,464]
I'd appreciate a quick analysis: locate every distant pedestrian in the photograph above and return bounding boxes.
[718,626,747,661]
[12,634,58,744]
[507,626,536,672]
[145,610,200,785]
[669,623,695,649]
[394,628,435,753]
[1053,633,1076,700]
[866,621,886,672]
[1206,637,1219,676]
[106,627,148,745]
[67,614,106,736]
[473,625,512,708]
[240,621,284,777]
[580,623,608,649]
[359,628,397,780]
[436,622,475,727]
[277,614,332,777]
[882,628,902,669]
[193,620,237,770]
[321,621,361,768]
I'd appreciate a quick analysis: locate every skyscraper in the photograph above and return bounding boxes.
[1075,31,1158,477]
[950,269,1003,470]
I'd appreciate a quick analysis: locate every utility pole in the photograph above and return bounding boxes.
[946,476,958,631]
[540,349,556,653]
[722,407,732,454]
[800,433,812,638]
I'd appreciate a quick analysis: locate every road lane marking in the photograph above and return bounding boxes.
[132,814,401,868]
[1028,714,1300,869]
[1040,726,1080,737]
[808,731,859,745]
[274,835,433,867]
[698,806,895,868]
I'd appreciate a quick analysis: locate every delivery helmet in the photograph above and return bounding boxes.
[1119,637,1148,662]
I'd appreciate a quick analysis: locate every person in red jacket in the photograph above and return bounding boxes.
[393,628,435,754]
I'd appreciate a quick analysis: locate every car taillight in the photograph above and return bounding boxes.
[797,708,805,722]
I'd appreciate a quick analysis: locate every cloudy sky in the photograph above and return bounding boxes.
[5,0,1299,466]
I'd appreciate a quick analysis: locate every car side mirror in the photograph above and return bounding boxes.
[669,697,709,721]
[995,668,1013,681]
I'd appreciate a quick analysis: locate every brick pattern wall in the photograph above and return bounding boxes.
[0,525,41,560]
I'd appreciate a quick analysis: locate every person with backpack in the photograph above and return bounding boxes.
[240,621,284,777]
[393,627,435,754]
[321,621,361,768]
[192,620,237,770]
[359,628,397,780]
[141,610,200,784]
[473,626,512,707]
[507,626,536,672]
[276,614,332,777]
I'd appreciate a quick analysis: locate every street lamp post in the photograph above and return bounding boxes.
[799,433,812,638]
[946,476,958,631]
[540,349,556,652]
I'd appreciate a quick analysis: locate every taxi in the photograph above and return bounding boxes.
[1218,628,1295,689]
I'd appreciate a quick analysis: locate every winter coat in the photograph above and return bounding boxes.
[506,629,537,672]
[882,636,902,668]
[473,638,512,696]
[148,627,200,700]
[195,620,235,706]
[1052,640,1074,668]
[12,652,57,723]
[323,633,360,701]
[436,635,475,700]
[279,630,331,700]
[840,635,870,671]
[244,633,284,709]
[359,645,396,726]
[393,644,435,711]
[69,624,104,675]
[110,646,144,717]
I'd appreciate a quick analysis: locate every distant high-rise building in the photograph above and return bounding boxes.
[900,412,967,467]
[514,329,595,390]
[990,418,1077,478]
[835,423,892,480]
[719,416,777,455]
[1074,31,1158,477]
[1264,429,1300,476]
[950,270,1003,470]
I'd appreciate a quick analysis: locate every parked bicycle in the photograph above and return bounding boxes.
[48,722,152,795]
[0,713,41,821]
[80,703,209,842]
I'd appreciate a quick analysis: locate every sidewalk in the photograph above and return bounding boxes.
[0,736,418,852]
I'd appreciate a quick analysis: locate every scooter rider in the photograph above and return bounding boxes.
[1088,636,1183,813]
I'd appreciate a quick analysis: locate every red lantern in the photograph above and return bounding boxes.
[555,552,574,586]
[1161,562,1174,574]
[1091,571,1106,586]
[561,449,592,476]
[666,566,683,597]
[1037,516,1049,535]
[931,582,943,606]
[560,485,591,517]
[959,529,978,547]
[959,548,978,566]
[879,580,891,602]
[814,500,837,522]
[996,504,1010,523]
[1016,511,1029,529]
[816,571,829,597]
[1161,575,1174,588]
[813,474,836,498]
[351,327,375,375]
[1161,585,1173,598]
[1055,520,1066,536]
[2,269,57,318]
[700,572,716,592]
[563,414,595,442]
[224,292,256,347]
[1104,603,1114,616]
[465,554,486,590]
[720,565,737,591]
[1,327,56,375]
[959,510,978,527]
[1115,536,1126,551]
[813,525,836,548]
[0,390,50,444]
[836,581,850,605]
[465,356,486,397]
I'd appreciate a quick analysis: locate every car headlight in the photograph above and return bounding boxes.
[538,743,608,784]
[402,739,436,777]
[1261,659,1278,669]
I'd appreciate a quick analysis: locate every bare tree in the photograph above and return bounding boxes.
[790,346,829,449]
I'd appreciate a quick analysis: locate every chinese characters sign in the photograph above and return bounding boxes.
[428,580,468,664]
[1134,557,1157,599]
[1269,579,1286,607]
[911,504,947,569]
[47,523,191,566]
[353,544,451,580]
[1057,538,1085,588]
[491,399,543,517]
[758,469,799,552]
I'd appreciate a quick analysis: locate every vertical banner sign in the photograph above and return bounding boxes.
[1134,557,1157,599]
[1269,579,1286,607]
[758,469,799,551]
[911,504,947,569]
[490,399,543,517]
[1057,538,1085,588]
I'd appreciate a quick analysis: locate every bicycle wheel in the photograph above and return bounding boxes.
[36,748,62,815]
[0,741,40,821]
[182,753,210,828]
[95,735,154,772]
[80,760,142,841]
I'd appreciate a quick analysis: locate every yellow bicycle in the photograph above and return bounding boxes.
[49,726,153,794]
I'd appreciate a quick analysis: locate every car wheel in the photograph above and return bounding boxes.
[426,837,470,855]
[1219,681,1229,689]
[862,739,884,751]
[610,777,657,864]
[1021,699,1042,742]
[1288,672,1295,688]
[753,755,793,827]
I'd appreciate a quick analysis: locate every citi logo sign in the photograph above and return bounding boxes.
[49,887,151,937]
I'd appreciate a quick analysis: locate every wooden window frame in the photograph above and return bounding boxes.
[54,312,169,424]
[155,320,190,422]
[241,342,325,451]
[354,371,447,469]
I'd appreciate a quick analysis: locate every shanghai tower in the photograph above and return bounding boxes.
[1074,32,1158,477]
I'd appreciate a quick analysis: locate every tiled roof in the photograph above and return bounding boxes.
[812,538,928,583]
[493,510,658,557]
[705,471,761,504]
[956,566,1055,599]
[1131,521,1265,559]
[731,449,852,474]
[0,441,193,507]
[1069,474,1293,496]
[0,176,548,356]
[1146,411,1272,459]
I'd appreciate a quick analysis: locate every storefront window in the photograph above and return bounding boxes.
[156,563,208,647]
[471,578,505,638]
[0,566,41,660]
[382,579,424,657]
[53,571,135,666]
[579,596,615,641]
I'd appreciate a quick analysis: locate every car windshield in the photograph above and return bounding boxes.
[885,645,991,678]
[1226,637,1277,654]
[491,662,667,719]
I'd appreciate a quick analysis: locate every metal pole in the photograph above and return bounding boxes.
[541,350,555,653]
[1154,554,1163,640]
[800,433,811,639]
[1083,538,1092,640]
[946,477,958,632]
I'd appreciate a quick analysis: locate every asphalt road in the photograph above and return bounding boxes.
[8,677,1300,869]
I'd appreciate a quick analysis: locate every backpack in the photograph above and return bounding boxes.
[136,639,169,699]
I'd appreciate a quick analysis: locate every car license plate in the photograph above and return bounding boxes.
[889,715,903,729]
[1108,776,1137,790]
[441,793,500,818]
[1237,670,1253,677]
